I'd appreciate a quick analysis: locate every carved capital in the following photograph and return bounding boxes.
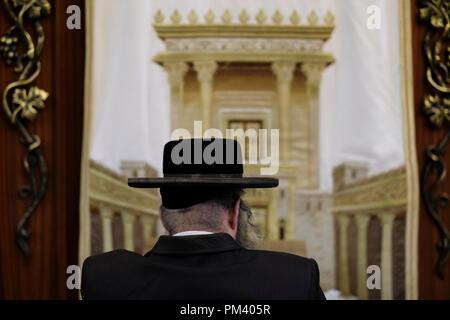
[141,214,156,226]
[301,62,326,86]
[121,211,136,224]
[378,212,396,225]
[194,61,218,83]
[99,206,114,220]
[337,213,350,227]
[354,214,371,228]
[271,61,296,83]
[164,62,189,88]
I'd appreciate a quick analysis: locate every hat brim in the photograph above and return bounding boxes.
[128,177,278,188]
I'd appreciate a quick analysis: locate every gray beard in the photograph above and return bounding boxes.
[235,200,262,249]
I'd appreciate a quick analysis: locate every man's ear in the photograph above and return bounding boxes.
[228,199,240,231]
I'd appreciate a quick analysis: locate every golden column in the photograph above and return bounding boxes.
[271,61,296,160]
[266,188,279,240]
[122,211,136,252]
[142,215,155,241]
[355,214,371,300]
[194,61,218,129]
[99,206,114,252]
[337,213,351,296]
[164,62,189,130]
[301,63,325,188]
[379,211,396,300]
[285,181,296,240]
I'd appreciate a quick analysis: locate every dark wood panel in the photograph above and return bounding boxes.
[411,0,450,299]
[0,0,84,299]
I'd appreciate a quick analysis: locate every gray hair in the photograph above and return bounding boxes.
[160,190,261,248]
[160,200,229,235]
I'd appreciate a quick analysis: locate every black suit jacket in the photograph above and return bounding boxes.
[81,233,326,300]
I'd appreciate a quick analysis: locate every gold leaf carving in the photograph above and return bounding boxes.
[170,10,182,25]
[307,10,319,25]
[290,10,300,25]
[256,10,267,25]
[221,10,232,24]
[12,87,49,122]
[424,94,450,127]
[188,10,198,24]
[204,9,215,24]
[272,10,283,25]
[154,9,164,24]
[324,10,335,26]
[238,10,250,24]
[333,167,407,207]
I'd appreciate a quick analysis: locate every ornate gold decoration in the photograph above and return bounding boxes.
[419,0,450,278]
[424,95,450,127]
[332,166,407,213]
[308,10,319,25]
[324,10,335,26]
[238,10,250,25]
[204,9,215,24]
[272,10,283,25]
[193,61,218,83]
[290,10,301,25]
[11,87,49,122]
[170,10,182,25]
[301,62,326,86]
[1,0,51,260]
[165,38,324,54]
[153,10,335,41]
[153,8,335,68]
[221,9,232,25]
[256,10,267,25]
[163,61,189,87]
[154,9,164,24]
[187,9,198,25]
[272,61,296,83]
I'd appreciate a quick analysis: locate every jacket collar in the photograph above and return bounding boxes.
[145,233,243,256]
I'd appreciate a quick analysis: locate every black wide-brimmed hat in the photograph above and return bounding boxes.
[128,139,278,189]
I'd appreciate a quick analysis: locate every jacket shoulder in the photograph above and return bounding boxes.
[245,249,325,299]
[81,250,143,300]
[251,249,314,266]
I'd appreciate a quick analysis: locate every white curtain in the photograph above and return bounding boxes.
[89,0,404,191]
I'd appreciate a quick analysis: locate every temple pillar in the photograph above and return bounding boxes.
[122,211,136,251]
[164,62,189,130]
[99,206,114,253]
[379,212,396,300]
[337,213,351,296]
[267,188,279,240]
[271,61,296,160]
[355,214,371,300]
[142,215,156,245]
[285,181,296,240]
[194,61,218,129]
[300,63,325,188]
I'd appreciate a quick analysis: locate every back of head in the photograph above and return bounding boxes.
[159,188,261,248]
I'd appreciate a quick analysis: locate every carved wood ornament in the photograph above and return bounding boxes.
[419,0,450,278]
[1,0,51,260]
